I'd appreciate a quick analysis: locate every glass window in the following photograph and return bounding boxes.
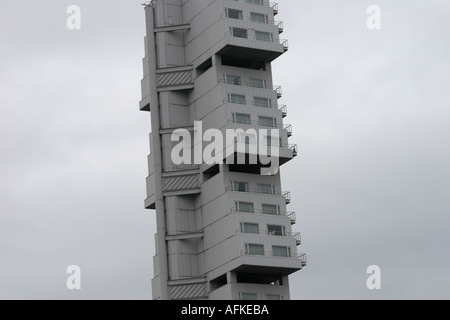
[273,246,290,257]
[259,116,276,127]
[265,136,280,147]
[257,184,275,194]
[229,94,246,105]
[239,133,257,145]
[254,97,270,108]
[241,222,259,234]
[267,225,285,236]
[251,13,267,23]
[249,78,265,88]
[233,181,249,192]
[225,74,241,85]
[246,243,264,256]
[266,294,283,300]
[232,27,248,38]
[227,9,243,20]
[236,202,254,213]
[240,293,258,300]
[234,113,251,124]
[262,204,279,215]
[255,31,271,42]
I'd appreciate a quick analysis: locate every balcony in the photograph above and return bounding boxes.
[228,118,292,135]
[241,249,303,260]
[217,30,288,63]
[279,105,287,118]
[290,144,298,157]
[282,191,291,204]
[227,186,292,204]
[219,123,298,165]
[221,12,284,35]
[272,3,279,15]
[288,212,296,225]
[236,228,302,246]
[284,124,292,137]
[231,206,297,220]
[300,254,307,267]
[219,79,282,99]
[277,21,284,34]
[223,97,287,115]
[225,0,279,11]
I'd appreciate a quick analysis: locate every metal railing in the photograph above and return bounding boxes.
[225,0,277,9]
[289,144,299,157]
[279,105,287,117]
[227,118,292,132]
[282,39,289,51]
[283,191,291,204]
[272,3,279,15]
[284,124,293,137]
[221,13,283,31]
[240,250,304,259]
[225,31,288,50]
[288,212,297,225]
[230,207,296,218]
[227,186,291,201]
[236,228,301,244]
[219,79,282,98]
[223,98,287,112]
[299,253,307,266]
[277,21,284,33]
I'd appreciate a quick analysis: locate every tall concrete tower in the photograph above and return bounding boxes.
[140,0,306,300]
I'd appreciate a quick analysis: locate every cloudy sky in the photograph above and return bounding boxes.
[1,0,449,300]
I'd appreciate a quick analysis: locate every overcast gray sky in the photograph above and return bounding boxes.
[1,0,449,300]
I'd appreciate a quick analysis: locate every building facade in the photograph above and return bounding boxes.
[140,0,306,300]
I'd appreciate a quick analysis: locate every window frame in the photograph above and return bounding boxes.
[231,27,248,39]
[226,8,244,20]
[262,204,280,215]
[245,243,265,256]
[240,222,260,234]
[235,201,255,213]
[272,245,291,258]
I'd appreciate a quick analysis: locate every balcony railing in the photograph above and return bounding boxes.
[227,186,290,197]
[223,98,287,114]
[236,229,302,245]
[240,250,304,260]
[282,39,288,52]
[279,105,287,118]
[289,144,298,157]
[221,13,284,32]
[225,0,277,9]
[231,207,297,219]
[284,124,292,137]
[228,118,292,133]
[282,191,291,204]
[300,253,307,267]
[219,79,282,98]
[225,31,289,52]
[272,3,279,15]
[288,212,296,225]
[277,21,284,34]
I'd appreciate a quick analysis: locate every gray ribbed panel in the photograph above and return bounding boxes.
[163,175,199,192]
[170,283,206,300]
[158,71,192,87]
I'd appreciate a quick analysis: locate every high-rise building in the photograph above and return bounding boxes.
[140,0,306,300]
